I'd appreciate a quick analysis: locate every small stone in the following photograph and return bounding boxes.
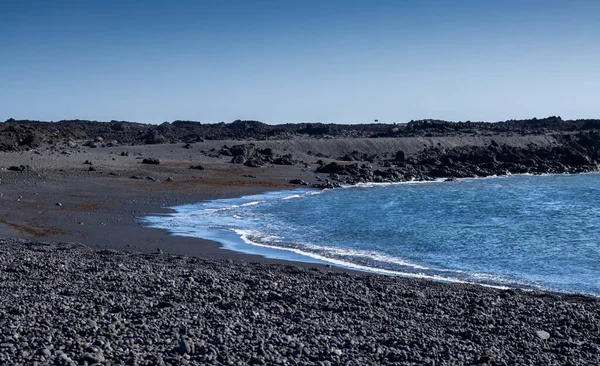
[174,338,194,354]
[82,352,105,363]
[56,203,62,207]
[536,330,550,340]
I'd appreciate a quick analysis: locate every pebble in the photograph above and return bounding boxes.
[0,238,597,365]
[536,330,551,340]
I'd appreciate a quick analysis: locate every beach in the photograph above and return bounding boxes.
[0,126,599,364]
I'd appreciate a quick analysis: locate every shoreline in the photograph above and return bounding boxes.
[0,140,599,363]
[141,172,600,298]
[1,143,596,297]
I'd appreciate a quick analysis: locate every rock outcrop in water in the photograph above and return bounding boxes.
[313,134,600,184]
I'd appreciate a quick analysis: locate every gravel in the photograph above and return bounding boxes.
[0,238,598,365]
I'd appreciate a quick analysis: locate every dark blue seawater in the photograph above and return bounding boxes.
[143,173,600,296]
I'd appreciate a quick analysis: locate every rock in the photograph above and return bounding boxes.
[56,203,62,207]
[289,179,309,186]
[166,177,174,182]
[315,162,348,175]
[273,154,294,165]
[258,148,273,156]
[311,180,341,189]
[229,144,255,157]
[82,352,105,364]
[142,158,160,165]
[174,338,195,355]
[142,130,168,144]
[395,150,406,163]
[536,330,550,340]
[189,165,205,170]
[7,165,31,172]
[244,159,264,167]
[83,160,92,165]
[156,301,175,309]
[231,156,245,164]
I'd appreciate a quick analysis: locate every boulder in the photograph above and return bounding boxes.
[289,179,309,185]
[316,162,348,175]
[231,156,245,164]
[273,154,293,165]
[142,158,160,165]
[244,159,264,167]
[395,150,406,163]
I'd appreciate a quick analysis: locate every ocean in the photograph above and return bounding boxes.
[142,173,600,296]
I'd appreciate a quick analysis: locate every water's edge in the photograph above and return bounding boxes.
[141,173,600,297]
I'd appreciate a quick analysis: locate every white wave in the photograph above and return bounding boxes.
[282,194,301,200]
[347,178,448,189]
[241,201,262,206]
[232,229,512,289]
[298,243,431,271]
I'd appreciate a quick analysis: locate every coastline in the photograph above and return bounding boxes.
[141,172,600,298]
[0,141,599,364]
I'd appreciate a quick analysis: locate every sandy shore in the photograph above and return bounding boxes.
[0,141,599,364]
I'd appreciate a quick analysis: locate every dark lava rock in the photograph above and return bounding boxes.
[312,180,341,189]
[395,150,406,162]
[0,239,598,365]
[142,158,160,165]
[7,165,31,172]
[231,155,245,164]
[273,154,294,165]
[229,144,255,157]
[289,179,309,186]
[316,162,348,175]
[189,165,205,170]
[243,158,264,167]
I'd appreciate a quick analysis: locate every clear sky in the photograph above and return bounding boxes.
[1,0,599,124]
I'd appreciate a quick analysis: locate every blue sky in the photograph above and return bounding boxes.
[1,0,599,124]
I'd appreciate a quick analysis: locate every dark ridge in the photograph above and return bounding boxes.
[2,116,600,151]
